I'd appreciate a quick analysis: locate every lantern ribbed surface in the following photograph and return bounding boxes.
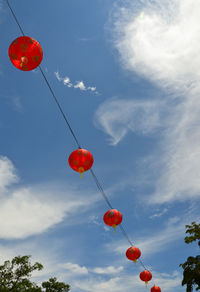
[68,149,94,175]
[103,209,123,227]
[9,36,43,71]
[140,270,152,283]
[126,247,141,262]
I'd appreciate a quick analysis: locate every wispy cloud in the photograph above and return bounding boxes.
[92,266,123,275]
[55,71,98,94]
[60,262,89,275]
[106,216,185,258]
[32,254,182,292]
[111,0,200,203]
[94,98,164,145]
[0,156,18,193]
[30,250,182,292]
[149,208,168,219]
[0,156,99,239]
[74,271,182,292]
[0,238,183,292]
[113,0,200,92]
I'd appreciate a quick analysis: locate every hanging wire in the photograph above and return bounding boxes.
[6,0,150,274]
[38,66,81,149]
[6,0,25,36]
[90,169,113,209]
[6,0,81,150]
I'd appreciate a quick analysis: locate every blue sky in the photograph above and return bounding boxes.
[0,0,199,291]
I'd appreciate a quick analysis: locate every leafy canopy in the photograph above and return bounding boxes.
[0,255,70,292]
[180,222,200,292]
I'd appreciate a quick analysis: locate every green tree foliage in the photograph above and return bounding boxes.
[180,222,200,291]
[42,277,70,292]
[0,255,70,292]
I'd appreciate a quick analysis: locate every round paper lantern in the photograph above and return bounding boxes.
[140,270,152,285]
[68,148,94,178]
[151,286,161,292]
[9,36,43,71]
[126,247,141,263]
[103,209,122,233]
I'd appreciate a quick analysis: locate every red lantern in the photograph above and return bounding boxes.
[126,247,141,263]
[151,286,161,292]
[9,36,43,71]
[68,148,94,178]
[103,209,122,233]
[140,270,152,285]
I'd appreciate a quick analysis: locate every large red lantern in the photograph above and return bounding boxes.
[68,148,94,178]
[9,36,43,71]
[103,209,122,233]
[151,286,161,292]
[140,270,152,285]
[126,246,141,263]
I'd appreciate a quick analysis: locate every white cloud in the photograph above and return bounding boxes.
[149,208,168,219]
[63,77,73,87]
[112,0,200,203]
[88,86,96,91]
[53,263,123,277]
[0,156,99,239]
[55,71,98,94]
[74,81,86,91]
[92,266,123,275]
[0,238,183,292]
[23,247,182,292]
[151,89,200,203]
[74,271,182,292]
[113,0,200,91]
[60,262,88,275]
[0,188,67,238]
[0,156,18,193]
[55,71,62,82]
[94,98,163,145]
[107,216,187,258]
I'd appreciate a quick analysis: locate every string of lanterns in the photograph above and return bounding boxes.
[7,5,162,291]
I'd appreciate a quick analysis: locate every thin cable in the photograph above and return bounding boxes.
[38,66,81,149]
[90,169,113,209]
[119,224,135,247]
[119,224,147,270]
[6,0,81,149]
[90,168,148,271]
[6,0,25,36]
[7,0,151,276]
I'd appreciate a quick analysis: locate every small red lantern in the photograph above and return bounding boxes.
[126,247,141,263]
[103,209,122,233]
[68,148,94,178]
[140,270,152,285]
[9,36,43,71]
[151,286,161,292]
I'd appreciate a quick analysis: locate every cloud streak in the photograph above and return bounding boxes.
[113,0,200,91]
[55,71,98,94]
[111,0,200,203]
[0,156,99,239]
[74,271,182,292]
[106,216,185,259]
[0,156,18,193]
[94,98,164,145]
